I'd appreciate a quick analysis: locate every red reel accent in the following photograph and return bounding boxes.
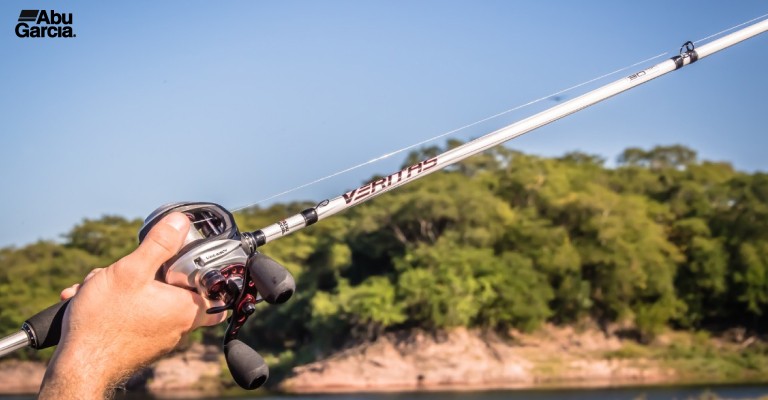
[219,263,262,341]
[219,264,246,279]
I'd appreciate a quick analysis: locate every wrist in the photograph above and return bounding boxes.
[39,345,116,400]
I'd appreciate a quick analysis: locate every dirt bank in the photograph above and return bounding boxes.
[280,325,675,393]
[2,325,759,395]
[0,360,45,394]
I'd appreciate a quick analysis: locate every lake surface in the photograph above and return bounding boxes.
[4,384,768,400]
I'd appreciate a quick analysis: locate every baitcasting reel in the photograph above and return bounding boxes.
[138,202,296,390]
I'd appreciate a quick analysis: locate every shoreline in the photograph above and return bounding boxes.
[1,361,767,396]
[1,326,766,396]
[279,379,768,395]
[279,326,768,394]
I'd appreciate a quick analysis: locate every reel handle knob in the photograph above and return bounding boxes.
[246,253,295,304]
[224,339,269,390]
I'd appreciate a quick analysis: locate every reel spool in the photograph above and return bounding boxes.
[138,202,295,390]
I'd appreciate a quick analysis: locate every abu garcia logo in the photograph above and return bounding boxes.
[16,10,76,38]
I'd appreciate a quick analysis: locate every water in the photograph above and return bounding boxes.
[3,384,768,400]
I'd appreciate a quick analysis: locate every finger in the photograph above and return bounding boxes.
[60,283,80,301]
[84,268,104,283]
[182,289,229,328]
[197,305,228,327]
[192,295,228,328]
[119,212,190,280]
[156,283,229,329]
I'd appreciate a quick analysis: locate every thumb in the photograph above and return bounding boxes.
[120,212,190,280]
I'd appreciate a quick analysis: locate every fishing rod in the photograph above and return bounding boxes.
[246,18,768,248]
[1,16,766,391]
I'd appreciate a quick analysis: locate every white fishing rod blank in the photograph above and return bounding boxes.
[242,17,768,250]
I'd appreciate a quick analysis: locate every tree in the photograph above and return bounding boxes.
[396,239,552,331]
[617,145,697,171]
[65,215,142,260]
[349,172,515,248]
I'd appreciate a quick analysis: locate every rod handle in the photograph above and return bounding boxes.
[24,299,70,350]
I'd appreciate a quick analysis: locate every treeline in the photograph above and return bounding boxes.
[1,143,767,363]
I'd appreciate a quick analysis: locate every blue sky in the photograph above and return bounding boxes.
[0,1,767,247]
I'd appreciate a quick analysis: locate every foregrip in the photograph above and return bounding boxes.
[23,299,70,349]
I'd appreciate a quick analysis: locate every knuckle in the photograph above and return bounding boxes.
[84,268,103,280]
[103,265,130,289]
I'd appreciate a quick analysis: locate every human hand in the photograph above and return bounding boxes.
[39,212,227,399]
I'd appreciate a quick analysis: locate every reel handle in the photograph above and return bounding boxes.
[224,339,269,390]
[247,253,296,304]
[218,253,295,390]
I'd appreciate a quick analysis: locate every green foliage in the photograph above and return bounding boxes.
[474,251,554,331]
[617,144,697,170]
[2,143,767,364]
[350,172,516,247]
[64,215,142,260]
[604,341,651,359]
[310,276,406,341]
[396,241,495,328]
[734,241,768,315]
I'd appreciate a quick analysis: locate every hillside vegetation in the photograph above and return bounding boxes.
[1,143,767,370]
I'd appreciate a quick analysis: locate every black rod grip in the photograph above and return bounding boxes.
[224,339,269,390]
[247,253,295,304]
[24,299,70,350]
